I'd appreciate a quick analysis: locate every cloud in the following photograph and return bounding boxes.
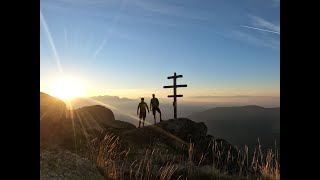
[231,14,280,49]
[241,25,280,35]
[249,15,280,32]
[132,0,209,22]
[231,30,279,50]
[92,39,107,59]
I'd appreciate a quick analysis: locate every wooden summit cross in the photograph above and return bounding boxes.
[163,72,187,119]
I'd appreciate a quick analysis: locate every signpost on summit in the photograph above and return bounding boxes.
[163,72,187,119]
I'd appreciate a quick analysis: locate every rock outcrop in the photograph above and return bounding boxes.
[40,92,67,121]
[120,118,209,151]
[40,92,119,153]
[40,93,68,148]
[40,149,105,180]
[69,105,115,129]
[89,118,240,178]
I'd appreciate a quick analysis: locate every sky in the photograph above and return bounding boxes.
[40,0,280,99]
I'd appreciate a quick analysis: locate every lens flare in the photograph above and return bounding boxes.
[50,76,85,100]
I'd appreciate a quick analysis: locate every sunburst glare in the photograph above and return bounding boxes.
[50,76,85,100]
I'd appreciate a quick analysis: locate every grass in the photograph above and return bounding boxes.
[87,132,179,180]
[86,132,280,180]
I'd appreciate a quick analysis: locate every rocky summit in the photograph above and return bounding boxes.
[40,92,243,179]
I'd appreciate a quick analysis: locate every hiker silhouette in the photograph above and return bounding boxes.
[150,94,162,124]
[137,98,149,128]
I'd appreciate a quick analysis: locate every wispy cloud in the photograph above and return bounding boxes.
[132,0,209,22]
[88,0,126,62]
[92,39,107,59]
[242,25,280,35]
[231,30,279,50]
[232,14,280,49]
[249,15,280,32]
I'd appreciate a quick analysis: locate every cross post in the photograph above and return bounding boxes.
[163,72,187,119]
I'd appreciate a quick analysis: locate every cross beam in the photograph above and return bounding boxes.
[168,75,183,79]
[163,72,187,119]
[168,95,183,97]
[163,85,187,88]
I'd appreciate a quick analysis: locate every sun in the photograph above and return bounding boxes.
[49,76,85,100]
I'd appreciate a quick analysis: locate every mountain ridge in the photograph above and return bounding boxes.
[187,105,280,149]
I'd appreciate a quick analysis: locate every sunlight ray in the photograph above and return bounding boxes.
[89,0,126,63]
[81,108,103,131]
[65,101,78,153]
[40,10,63,74]
[76,112,90,145]
[68,100,91,150]
[40,111,48,121]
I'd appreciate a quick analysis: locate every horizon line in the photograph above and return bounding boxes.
[40,91,280,100]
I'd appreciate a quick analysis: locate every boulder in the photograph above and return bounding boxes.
[40,149,105,180]
[69,105,115,130]
[110,118,237,167]
[156,118,208,144]
[120,118,208,149]
[40,93,67,148]
[40,92,67,121]
[40,92,119,153]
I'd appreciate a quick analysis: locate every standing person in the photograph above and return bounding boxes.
[137,98,149,128]
[150,94,162,124]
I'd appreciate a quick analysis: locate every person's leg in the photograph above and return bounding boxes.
[155,108,162,121]
[139,112,143,128]
[142,117,145,127]
[153,109,156,124]
[157,108,162,121]
[138,118,141,128]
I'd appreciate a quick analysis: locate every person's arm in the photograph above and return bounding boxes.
[137,104,140,115]
[146,103,149,113]
[150,99,152,110]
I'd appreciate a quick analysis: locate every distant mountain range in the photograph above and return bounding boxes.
[187,105,280,149]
